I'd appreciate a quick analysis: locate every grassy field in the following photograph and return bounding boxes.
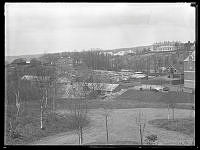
[141,78,171,85]
[33,108,194,145]
[116,90,194,104]
[56,89,194,111]
[148,118,195,137]
[5,88,194,145]
[86,140,139,145]
[5,101,89,145]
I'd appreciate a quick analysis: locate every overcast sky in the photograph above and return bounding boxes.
[5,3,195,56]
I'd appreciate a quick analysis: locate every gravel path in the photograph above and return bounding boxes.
[31,108,194,145]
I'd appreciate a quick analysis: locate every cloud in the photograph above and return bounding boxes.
[5,3,195,56]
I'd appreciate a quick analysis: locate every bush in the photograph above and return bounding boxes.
[145,134,158,145]
[10,125,24,140]
[87,90,100,99]
[5,106,90,144]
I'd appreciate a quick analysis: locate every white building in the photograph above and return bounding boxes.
[152,41,181,52]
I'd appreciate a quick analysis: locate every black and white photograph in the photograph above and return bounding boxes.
[5,3,195,146]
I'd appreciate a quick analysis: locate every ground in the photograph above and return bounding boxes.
[148,118,195,137]
[31,108,194,145]
[5,79,195,145]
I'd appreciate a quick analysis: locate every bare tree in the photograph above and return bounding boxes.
[33,65,51,129]
[169,103,175,120]
[69,64,90,144]
[102,107,111,144]
[71,82,88,145]
[167,104,170,120]
[136,110,146,145]
[10,65,26,118]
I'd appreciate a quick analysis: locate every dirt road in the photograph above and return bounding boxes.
[31,108,194,145]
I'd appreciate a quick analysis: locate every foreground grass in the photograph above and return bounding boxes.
[86,140,139,145]
[148,118,195,137]
[5,102,89,145]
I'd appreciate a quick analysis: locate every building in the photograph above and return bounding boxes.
[166,64,183,79]
[21,75,51,82]
[184,51,195,90]
[152,41,181,52]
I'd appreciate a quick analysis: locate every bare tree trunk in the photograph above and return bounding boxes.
[80,126,83,144]
[53,83,57,112]
[9,119,13,137]
[78,127,81,144]
[15,90,20,116]
[168,104,170,120]
[40,102,43,129]
[45,88,48,108]
[136,111,146,145]
[40,94,44,129]
[139,125,143,145]
[105,115,109,144]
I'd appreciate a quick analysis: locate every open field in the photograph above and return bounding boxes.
[6,87,195,145]
[148,118,195,137]
[56,97,194,111]
[32,108,194,145]
[116,90,194,104]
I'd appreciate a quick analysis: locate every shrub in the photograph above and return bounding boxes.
[10,125,24,140]
[145,134,158,145]
[88,90,100,99]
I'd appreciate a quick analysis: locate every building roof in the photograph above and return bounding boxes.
[21,75,50,81]
[87,83,119,92]
[57,77,72,83]
[184,51,195,62]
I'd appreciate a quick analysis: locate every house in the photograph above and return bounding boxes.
[184,51,195,90]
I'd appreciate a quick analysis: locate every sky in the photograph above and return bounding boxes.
[5,3,195,56]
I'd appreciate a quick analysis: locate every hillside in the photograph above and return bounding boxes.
[104,45,152,53]
[5,45,153,63]
[5,54,43,63]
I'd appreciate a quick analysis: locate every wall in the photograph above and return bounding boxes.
[184,61,195,89]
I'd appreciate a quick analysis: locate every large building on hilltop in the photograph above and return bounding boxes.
[152,41,182,52]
